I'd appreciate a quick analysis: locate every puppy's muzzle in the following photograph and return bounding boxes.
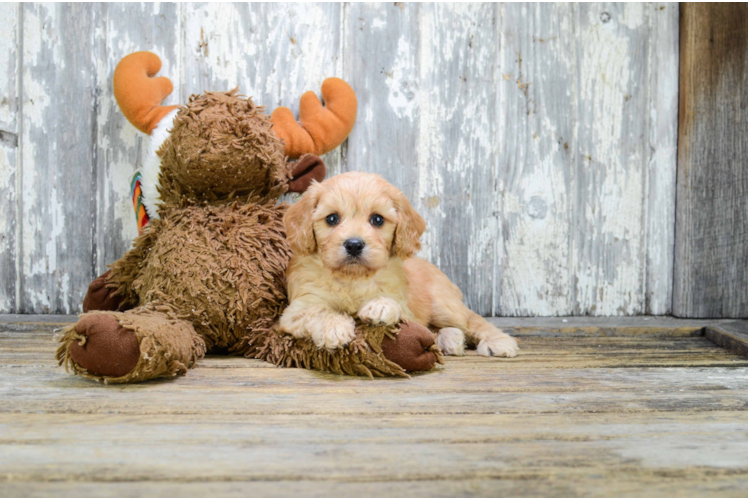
[344,238,365,257]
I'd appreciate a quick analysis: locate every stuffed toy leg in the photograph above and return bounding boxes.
[56,307,205,384]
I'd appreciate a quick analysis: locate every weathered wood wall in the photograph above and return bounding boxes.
[0,3,680,316]
[674,3,748,318]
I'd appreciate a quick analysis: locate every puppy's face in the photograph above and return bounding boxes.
[312,176,398,275]
[285,173,426,276]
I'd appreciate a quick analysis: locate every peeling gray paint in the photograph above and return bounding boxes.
[0,3,679,316]
[0,4,18,313]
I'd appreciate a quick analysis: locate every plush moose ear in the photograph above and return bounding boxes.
[285,182,322,256]
[113,52,179,135]
[271,78,357,159]
[288,154,326,193]
[391,188,426,259]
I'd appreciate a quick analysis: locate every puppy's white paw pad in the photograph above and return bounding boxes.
[312,315,356,350]
[477,335,519,358]
[437,327,465,356]
[358,297,401,325]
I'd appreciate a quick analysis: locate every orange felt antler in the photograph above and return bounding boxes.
[113,52,179,135]
[271,78,358,159]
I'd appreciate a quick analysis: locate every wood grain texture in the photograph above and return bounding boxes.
[417,4,499,314]
[0,3,682,316]
[497,3,577,316]
[496,3,679,316]
[342,4,420,197]
[674,3,748,318]
[705,322,748,358]
[5,474,748,499]
[0,4,19,313]
[646,3,679,315]
[573,3,669,316]
[183,3,342,112]
[2,317,748,496]
[20,4,98,313]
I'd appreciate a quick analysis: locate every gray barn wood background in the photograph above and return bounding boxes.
[0,2,694,317]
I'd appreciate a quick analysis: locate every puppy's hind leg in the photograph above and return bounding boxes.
[428,279,518,357]
[435,306,518,358]
[411,257,519,357]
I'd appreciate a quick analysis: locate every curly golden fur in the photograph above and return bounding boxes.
[281,172,520,357]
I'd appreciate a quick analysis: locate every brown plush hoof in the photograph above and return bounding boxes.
[82,271,132,312]
[382,321,440,373]
[68,314,140,377]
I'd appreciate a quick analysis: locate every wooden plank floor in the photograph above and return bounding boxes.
[2,315,748,497]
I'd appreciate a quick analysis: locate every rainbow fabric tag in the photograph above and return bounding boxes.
[131,171,149,232]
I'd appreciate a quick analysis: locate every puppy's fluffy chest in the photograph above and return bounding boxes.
[287,254,409,315]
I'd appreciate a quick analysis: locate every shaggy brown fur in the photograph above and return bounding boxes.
[157,90,289,208]
[112,202,291,350]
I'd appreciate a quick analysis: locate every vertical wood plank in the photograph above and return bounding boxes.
[93,3,181,275]
[20,4,98,313]
[342,3,420,208]
[0,3,18,313]
[0,3,18,129]
[496,3,576,316]
[674,4,748,318]
[182,2,342,185]
[645,3,679,315]
[416,4,499,314]
[572,3,651,315]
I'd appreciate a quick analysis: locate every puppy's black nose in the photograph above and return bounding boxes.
[344,238,365,257]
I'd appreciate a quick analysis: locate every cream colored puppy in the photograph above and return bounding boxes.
[280,172,519,358]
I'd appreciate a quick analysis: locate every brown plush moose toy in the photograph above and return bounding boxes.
[56,52,440,383]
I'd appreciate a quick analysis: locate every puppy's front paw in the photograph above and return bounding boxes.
[311,314,356,350]
[477,332,519,358]
[358,297,402,325]
[437,327,465,356]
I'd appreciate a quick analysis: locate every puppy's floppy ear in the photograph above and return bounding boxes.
[285,181,322,256]
[391,188,426,259]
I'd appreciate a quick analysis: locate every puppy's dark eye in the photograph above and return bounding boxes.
[325,213,340,226]
[370,214,385,227]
